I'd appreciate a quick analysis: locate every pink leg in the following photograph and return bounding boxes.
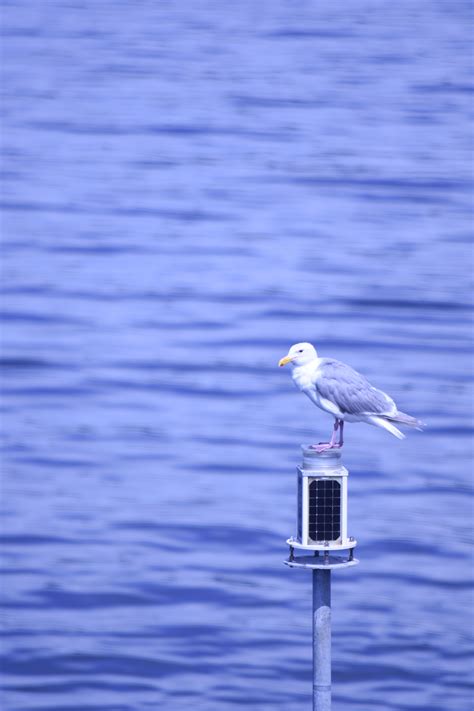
[310,419,343,453]
[338,420,344,447]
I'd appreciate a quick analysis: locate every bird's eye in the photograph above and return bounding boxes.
[298,349,303,353]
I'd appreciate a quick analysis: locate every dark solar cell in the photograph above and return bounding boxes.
[308,479,341,542]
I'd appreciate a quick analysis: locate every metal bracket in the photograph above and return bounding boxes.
[284,554,359,570]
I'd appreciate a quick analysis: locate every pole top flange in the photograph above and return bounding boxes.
[301,445,342,460]
[300,445,345,472]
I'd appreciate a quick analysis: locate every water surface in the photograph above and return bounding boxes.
[1,2,473,710]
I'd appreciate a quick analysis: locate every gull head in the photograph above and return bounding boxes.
[278,342,318,367]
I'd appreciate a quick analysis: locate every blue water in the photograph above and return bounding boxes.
[1,2,473,710]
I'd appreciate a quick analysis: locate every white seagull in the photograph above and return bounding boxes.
[279,342,423,452]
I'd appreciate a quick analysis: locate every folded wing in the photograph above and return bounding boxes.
[315,359,395,415]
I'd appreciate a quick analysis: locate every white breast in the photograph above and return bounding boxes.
[291,359,327,393]
[291,359,344,418]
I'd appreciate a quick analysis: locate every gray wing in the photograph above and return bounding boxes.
[315,359,395,415]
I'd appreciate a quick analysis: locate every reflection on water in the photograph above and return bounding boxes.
[1,1,473,710]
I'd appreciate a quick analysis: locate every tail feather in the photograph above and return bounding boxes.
[386,411,425,431]
[369,416,405,440]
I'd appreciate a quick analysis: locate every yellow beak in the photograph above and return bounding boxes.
[278,355,293,367]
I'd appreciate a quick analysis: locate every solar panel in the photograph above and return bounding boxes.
[308,479,341,542]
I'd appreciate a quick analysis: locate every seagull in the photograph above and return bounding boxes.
[279,342,423,452]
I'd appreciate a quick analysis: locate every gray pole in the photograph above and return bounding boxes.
[312,568,331,711]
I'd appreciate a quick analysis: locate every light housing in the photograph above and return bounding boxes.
[290,446,356,553]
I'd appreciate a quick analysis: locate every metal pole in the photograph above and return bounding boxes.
[312,569,331,711]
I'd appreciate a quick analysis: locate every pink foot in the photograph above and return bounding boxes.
[309,420,344,453]
[310,443,342,453]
